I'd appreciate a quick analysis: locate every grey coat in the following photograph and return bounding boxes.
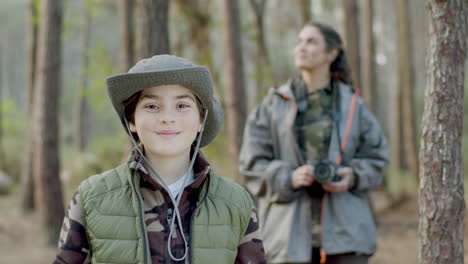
[239,80,389,263]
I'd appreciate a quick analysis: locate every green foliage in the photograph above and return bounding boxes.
[86,0,103,18]
[0,138,24,184]
[242,20,258,42]
[202,128,236,180]
[62,1,82,42]
[62,132,127,198]
[0,98,27,182]
[0,184,13,196]
[87,133,127,171]
[386,165,417,197]
[0,98,26,137]
[87,42,117,114]
[32,0,40,26]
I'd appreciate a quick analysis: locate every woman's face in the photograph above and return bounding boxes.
[129,85,202,160]
[294,25,336,71]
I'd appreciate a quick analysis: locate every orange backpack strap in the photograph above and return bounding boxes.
[335,93,358,165]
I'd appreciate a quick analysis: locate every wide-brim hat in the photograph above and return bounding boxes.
[106,55,223,147]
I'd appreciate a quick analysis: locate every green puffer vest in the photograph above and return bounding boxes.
[78,163,253,264]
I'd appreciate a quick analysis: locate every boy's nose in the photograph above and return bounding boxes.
[159,110,176,123]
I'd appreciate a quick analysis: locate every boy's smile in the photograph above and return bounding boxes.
[155,130,181,139]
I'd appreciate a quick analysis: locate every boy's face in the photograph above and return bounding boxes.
[129,84,202,160]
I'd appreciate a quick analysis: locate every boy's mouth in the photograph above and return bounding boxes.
[156,130,181,139]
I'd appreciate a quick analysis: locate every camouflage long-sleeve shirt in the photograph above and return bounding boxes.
[53,152,266,264]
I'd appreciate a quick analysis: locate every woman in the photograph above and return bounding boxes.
[239,22,388,264]
[54,55,266,264]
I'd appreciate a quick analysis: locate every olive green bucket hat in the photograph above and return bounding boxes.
[106,54,223,147]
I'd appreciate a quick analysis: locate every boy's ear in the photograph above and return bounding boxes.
[198,123,203,132]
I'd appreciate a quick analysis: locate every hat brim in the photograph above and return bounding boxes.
[106,67,223,147]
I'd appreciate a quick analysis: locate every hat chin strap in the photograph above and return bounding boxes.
[124,109,208,262]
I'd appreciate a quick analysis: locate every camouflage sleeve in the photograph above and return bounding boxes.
[53,192,91,264]
[235,207,267,264]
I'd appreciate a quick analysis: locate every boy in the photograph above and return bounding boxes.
[54,55,266,264]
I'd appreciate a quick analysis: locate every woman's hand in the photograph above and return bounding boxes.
[291,165,315,190]
[322,166,355,193]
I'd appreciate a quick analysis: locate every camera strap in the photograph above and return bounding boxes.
[333,82,359,165]
[321,84,358,264]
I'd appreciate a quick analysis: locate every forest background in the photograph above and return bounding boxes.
[0,0,467,263]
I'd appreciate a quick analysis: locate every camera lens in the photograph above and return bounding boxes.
[315,162,335,183]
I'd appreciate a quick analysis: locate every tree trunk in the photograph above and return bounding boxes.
[118,0,134,72]
[173,0,221,99]
[389,0,403,172]
[118,0,136,157]
[300,0,312,25]
[174,0,210,64]
[136,0,170,59]
[76,0,92,151]
[396,0,418,181]
[0,42,2,163]
[248,0,272,104]
[419,1,466,264]
[360,0,375,111]
[222,0,247,185]
[33,0,65,245]
[21,0,40,212]
[343,0,361,89]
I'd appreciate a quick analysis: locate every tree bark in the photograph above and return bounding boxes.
[343,0,361,89]
[136,0,170,59]
[174,0,211,64]
[222,0,247,185]
[21,0,40,212]
[118,0,136,156]
[389,0,403,172]
[33,0,65,245]
[248,0,272,103]
[396,0,418,181]
[76,0,92,151]
[300,0,312,26]
[360,0,375,111]
[0,42,2,162]
[173,0,221,100]
[118,0,134,72]
[419,1,467,263]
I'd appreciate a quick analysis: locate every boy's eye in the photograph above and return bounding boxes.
[144,104,159,110]
[177,103,191,109]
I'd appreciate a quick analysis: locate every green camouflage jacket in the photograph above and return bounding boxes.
[54,150,266,264]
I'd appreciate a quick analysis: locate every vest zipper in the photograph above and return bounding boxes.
[187,175,211,264]
[188,208,196,264]
[132,172,149,264]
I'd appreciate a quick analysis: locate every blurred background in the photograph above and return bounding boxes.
[0,0,466,263]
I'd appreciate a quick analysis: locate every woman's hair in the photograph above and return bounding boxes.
[305,21,353,85]
[123,90,205,141]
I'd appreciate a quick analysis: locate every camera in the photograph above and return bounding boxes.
[313,161,342,184]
